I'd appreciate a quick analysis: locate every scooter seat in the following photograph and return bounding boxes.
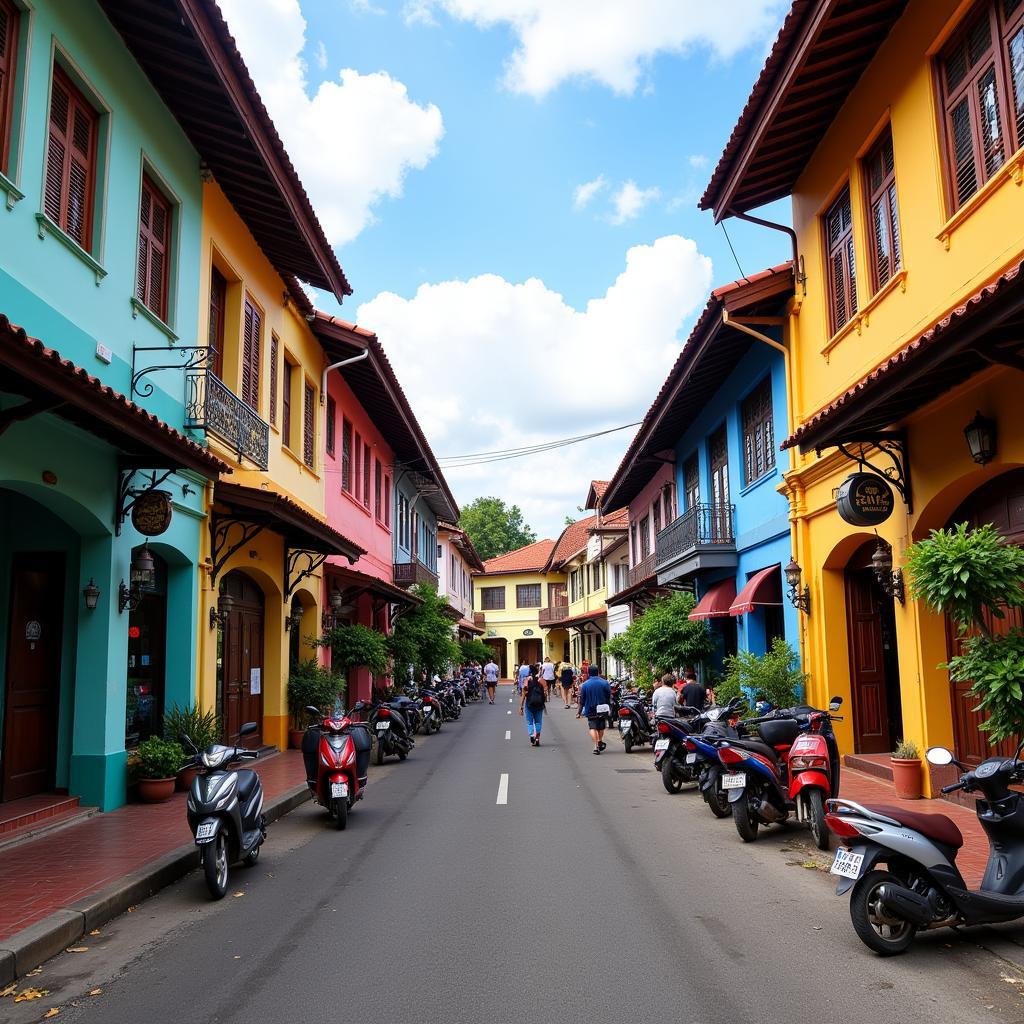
[868,804,964,849]
[728,738,779,763]
[236,769,259,803]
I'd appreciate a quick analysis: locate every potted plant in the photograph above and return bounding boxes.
[136,736,185,803]
[892,738,922,799]
[164,704,221,790]
[288,660,343,747]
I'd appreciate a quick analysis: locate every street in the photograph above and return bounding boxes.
[7,693,1024,1024]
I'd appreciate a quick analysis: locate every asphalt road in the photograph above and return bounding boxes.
[9,688,1024,1023]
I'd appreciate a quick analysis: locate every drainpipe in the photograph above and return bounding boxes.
[730,210,806,297]
[320,349,369,405]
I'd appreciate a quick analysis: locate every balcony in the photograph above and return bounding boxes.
[473,612,485,627]
[539,599,569,628]
[393,559,439,589]
[627,552,657,588]
[185,371,269,470]
[654,503,736,584]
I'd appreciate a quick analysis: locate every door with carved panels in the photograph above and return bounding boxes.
[220,571,264,747]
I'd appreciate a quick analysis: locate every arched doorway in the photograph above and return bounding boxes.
[945,468,1024,765]
[126,548,167,747]
[218,571,264,747]
[483,638,507,677]
[845,540,902,753]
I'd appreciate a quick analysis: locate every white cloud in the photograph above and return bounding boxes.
[356,235,713,536]
[218,0,444,246]
[403,0,437,25]
[414,0,788,97]
[314,40,328,70]
[688,154,709,169]
[609,181,660,224]
[350,0,387,12]
[572,175,606,211]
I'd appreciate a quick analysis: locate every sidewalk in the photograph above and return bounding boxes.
[838,766,989,886]
[0,750,308,983]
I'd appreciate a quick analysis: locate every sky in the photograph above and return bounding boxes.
[217,0,794,539]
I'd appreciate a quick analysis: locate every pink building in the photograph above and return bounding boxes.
[437,522,485,641]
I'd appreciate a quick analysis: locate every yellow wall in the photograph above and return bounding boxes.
[195,180,329,748]
[474,569,568,671]
[780,0,1024,785]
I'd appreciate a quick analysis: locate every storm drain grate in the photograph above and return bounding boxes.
[614,768,652,774]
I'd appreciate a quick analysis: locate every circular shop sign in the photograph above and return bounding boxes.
[132,489,173,536]
[523,628,534,636]
[836,473,895,527]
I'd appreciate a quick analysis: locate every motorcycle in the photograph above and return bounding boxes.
[716,699,842,846]
[301,706,372,830]
[652,702,739,793]
[182,722,266,900]
[826,742,1024,956]
[358,698,415,764]
[680,699,749,818]
[419,691,443,734]
[616,691,656,753]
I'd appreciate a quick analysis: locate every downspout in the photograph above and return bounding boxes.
[320,348,369,404]
[730,210,806,297]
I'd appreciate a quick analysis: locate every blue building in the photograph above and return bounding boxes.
[392,469,458,592]
[602,264,798,678]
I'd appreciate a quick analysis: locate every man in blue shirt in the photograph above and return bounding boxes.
[576,665,612,755]
[517,661,531,694]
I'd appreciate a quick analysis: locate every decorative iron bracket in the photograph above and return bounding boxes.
[286,547,327,599]
[818,431,912,513]
[131,345,211,399]
[210,514,265,585]
[115,465,176,535]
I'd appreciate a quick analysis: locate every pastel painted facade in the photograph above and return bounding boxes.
[701,0,1024,783]
[437,522,484,637]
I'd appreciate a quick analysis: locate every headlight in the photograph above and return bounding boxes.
[791,755,828,770]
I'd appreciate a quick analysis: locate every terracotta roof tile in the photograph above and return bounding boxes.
[479,538,557,575]
[546,516,597,570]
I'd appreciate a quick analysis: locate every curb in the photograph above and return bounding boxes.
[0,783,310,985]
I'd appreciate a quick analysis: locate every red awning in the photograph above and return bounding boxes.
[729,565,782,616]
[687,579,737,620]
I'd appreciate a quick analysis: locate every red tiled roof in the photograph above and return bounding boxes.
[562,607,608,628]
[782,257,1024,450]
[545,516,598,570]
[438,521,485,572]
[1,314,229,476]
[603,264,793,510]
[593,507,630,530]
[479,538,557,575]
[591,480,609,497]
[458,617,484,635]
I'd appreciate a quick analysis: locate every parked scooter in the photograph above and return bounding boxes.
[300,706,372,829]
[826,742,1024,955]
[361,698,415,764]
[182,722,266,899]
[681,700,749,817]
[617,690,655,752]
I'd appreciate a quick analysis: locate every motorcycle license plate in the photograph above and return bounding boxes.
[685,752,697,764]
[654,739,670,751]
[619,721,631,732]
[331,782,347,799]
[423,708,431,716]
[195,822,216,840]
[721,772,747,790]
[376,722,390,730]
[830,849,864,879]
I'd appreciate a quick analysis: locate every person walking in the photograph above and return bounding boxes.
[680,669,707,711]
[483,657,499,704]
[559,661,575,708]
[652,673,680,719]
[541,656,556,698]
[516,660,530,695]
[576,665,612,755]
[520,664,547,746]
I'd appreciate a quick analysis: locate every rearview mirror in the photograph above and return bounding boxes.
[828,697,843,712]
[179,733,198,754]
[305,705,321,717]
[926,746,954,766]
[239,722,258,737]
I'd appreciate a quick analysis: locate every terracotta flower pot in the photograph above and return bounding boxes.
[176,765,201,792]
[891,757,922,799]
[138,777,177,803]
[289,728,306,750]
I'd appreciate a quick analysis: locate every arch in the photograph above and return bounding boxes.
[822,531,878,571]
[0,480,108,537]
[912,462,1024,540]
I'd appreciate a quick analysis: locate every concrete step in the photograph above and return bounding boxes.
[843,752,894,782]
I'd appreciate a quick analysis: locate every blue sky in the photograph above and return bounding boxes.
[220,0,792,538]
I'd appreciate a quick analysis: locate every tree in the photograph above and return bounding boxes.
[459,637,492,664]
[388,584,460,681]
[460,496,537,561]
[318,623,390,678]
[907,522,1024,744]
[715,638,805,712]
[604,592,716,685]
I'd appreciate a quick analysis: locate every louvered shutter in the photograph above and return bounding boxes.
[45,69,97,249]
[136,176,171,320]
[241,298,261,411]
[303,383,315,468]
[44,78,69,227]
[1009,24,1024,149]
[269,335,278,426]
[825,187,856,334]
[0,0,18,172]
[66,102,92,246]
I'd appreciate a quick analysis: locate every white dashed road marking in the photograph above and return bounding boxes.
[504,730,510,740]
[496,773,509,805]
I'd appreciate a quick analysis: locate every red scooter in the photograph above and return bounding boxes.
[300,705,372,830]
[786,698,843,849]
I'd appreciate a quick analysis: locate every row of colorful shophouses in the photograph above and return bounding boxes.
[472,0,1024,799]
[0,0,487,814]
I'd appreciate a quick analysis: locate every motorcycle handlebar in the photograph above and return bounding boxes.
[941,779,966,794]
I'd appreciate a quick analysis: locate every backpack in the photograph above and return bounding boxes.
[526,680,546,709]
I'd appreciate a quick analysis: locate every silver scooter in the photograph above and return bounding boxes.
[826,740,1024,955]
[182,722,266,900]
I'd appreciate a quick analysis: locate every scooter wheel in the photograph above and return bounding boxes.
[661,758,683,794]
[203,833,229,899]
[850,870,917,956]
[704,771,731,819]
[732,795,759,842]
[242,841,261,867]
[623,734,633,754]
[333,797,348,830]
[375,740,386,766]
[807,788,830,850]
[397,746,408,761]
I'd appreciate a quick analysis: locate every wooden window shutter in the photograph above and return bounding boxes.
[282,360,293,448]
[241,297,261,410]
[0,0,18,174]
[136,175,172,321]
[374,458,382,518]
[363,441,371,506]
[1004,1,1024,150]
[208,268,226,378]
[303,382,315,468]
[866,130,902,291]
[326,396,336,455]
[269,335,278,426]
[825,186,857,334]
[45,68,97,250]
[741,376,775,484]
[342,419,352,491]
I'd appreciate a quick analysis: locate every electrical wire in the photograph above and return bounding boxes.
[720,221,747,281]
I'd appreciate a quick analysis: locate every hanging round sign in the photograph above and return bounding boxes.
[131,489,173,536]
[523,628,534,636]
[836,473,895,527]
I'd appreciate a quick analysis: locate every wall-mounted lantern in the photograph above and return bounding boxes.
[209,589,234,630]
[964,410,997,465]
[285,606,303,633]
[83,578,100,611]
[871,539,905,605]
[784,558,811,614]
[119,543,156,614]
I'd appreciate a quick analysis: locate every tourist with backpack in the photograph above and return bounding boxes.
[519,664,547,747]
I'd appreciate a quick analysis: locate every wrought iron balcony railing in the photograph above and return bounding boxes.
[185,371,269,470]
[627,552,657,588]
[393,559,439,588]
[654,503,736,579]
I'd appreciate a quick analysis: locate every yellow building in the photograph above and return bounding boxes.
[701,0,1024,785]
[189,66,361,749]
[472,540,567,677]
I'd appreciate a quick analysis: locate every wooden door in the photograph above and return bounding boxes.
[519,639,542,666]
[845,555,900,754]
[2,553,65,801]
[709,426,730,541]
[220,572,264,746]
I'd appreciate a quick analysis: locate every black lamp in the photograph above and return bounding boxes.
[784,558,810,613]
[964,410,997,465]
[210,589,234,629]
[285,605,303,632]
[119,544,156,614]
[871,538,905,604]
[83,578,100,611]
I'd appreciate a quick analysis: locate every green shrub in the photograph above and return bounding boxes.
[288,659,344,723]
[720,638,805,712]
[137,737,185,779]
[460,637,492,665]
[319,623,390,677]
[164,703,221,751]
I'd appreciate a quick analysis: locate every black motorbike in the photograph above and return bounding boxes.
[182,722,266,899]
[616,691,655,752]
[358,698,415,764]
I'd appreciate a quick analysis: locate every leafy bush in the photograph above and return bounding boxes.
[459,637,492,665]
[320,623,390,677]
[388,584,460,679]
[907,523,1024,744]
[288,659,344,723]
[604,592,716,685]
[164,703,221,751]
[137,737,185,779]
[719,638,805,712]
[894,737,920,760]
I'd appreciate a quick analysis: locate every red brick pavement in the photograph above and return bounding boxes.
[838,767,989,886]
[0,750,306,942]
